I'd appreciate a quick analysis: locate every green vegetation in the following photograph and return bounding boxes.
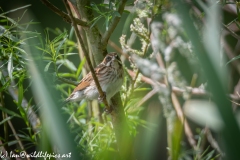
[1,0,240,159]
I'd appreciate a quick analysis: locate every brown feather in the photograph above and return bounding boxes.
[73,73,93,92]
[72,63,105,92]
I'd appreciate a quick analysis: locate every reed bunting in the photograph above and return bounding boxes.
[65,52,124,104]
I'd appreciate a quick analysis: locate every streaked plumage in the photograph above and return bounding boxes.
[65,52,123,103]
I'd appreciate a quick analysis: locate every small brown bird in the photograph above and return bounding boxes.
[65,52,124,104]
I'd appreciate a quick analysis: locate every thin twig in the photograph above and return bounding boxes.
[8,84,41,133]
[7,117,31,160]
[0,91,10,154]
[101,0,127,46]
[63,0,111,111]
[204,128,223,156]
[171,93,197,149]
[0,61,40,133]
[0,85,30,160]
[123,31,151,107]
[108,40,129,59]
[136,89,158,108]
[127,69,240,101]
[0,4,31,16]
[0,140,9,160]
[222,23,240,40]
[40,0,89,27]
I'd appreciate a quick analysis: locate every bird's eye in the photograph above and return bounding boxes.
[106,56,112,62]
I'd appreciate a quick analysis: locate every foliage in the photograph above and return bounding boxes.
[1,0,240,160]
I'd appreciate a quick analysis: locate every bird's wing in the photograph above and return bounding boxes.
[73,72,93,92]
[72,63,105,92]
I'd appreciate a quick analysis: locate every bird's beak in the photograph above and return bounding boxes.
[113,55,122,64]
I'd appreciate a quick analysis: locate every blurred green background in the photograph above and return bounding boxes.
[1,0,240,160]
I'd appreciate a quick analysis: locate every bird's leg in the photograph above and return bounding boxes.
[98,91,106,102]
[104,105,113,114]
[98,92,113,113]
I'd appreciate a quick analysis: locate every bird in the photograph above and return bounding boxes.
[64,52,124,106]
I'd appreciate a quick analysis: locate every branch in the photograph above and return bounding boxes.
[7,116,31,160]
[127,69,240,101]
[40,0,89,27]
[171,93,197,149]
[101,0,127,46]
[0,62,40,133]
[204,128,223,156]
[222,23,240,40]
[63,0,111,111]
[8,83,41,133]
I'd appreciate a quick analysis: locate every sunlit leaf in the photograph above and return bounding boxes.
[13,46,27,54]
[44,61,53,72]
[183,100,223,131]
[52,31,68,44]
[57,52,78,57]
[76,57,86,78]
[8,53,13,80]
[58,59,77,71]
[56,37,68,55]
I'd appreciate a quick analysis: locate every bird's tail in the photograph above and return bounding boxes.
[61,99,70,107]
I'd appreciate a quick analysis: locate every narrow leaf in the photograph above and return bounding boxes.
[56,37,68,55]
[8,53,13,79]
[0,116,13,125]
[226,55,240,66]
[57,52,78,57]
[13,46,27,55]
[0,107,21,118]
[44,61,53,72]
[18,79,23,106]
[76,57,86,77]
[52,31,67,44]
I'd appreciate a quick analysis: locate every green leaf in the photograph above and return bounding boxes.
[56,37,68,55]
[57,59,77,71]
[64,59,77,71]
[58,73,76,78]
[57,52,78,58]
[237,3,240,22]
[76,57,86,78]
[13,46,27,55]
[17,103,29,127]
[90,15,103,29]
[0,4,31,16]
[171,118,183,160]
[0,79,10,92]
[36,46,51,54]
[8,53,13,80]
[44,61,53,72]
[134,88,151,91]
[114,11,121,17]
[18,79,23,106]
[0,116,13,125]
[226,55,240,66]
[0,107,21,118]
[52,31,67,44]
[57,63,64,71]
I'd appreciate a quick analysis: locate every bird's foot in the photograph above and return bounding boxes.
[104,105,113,114]
[98,92,106,103]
